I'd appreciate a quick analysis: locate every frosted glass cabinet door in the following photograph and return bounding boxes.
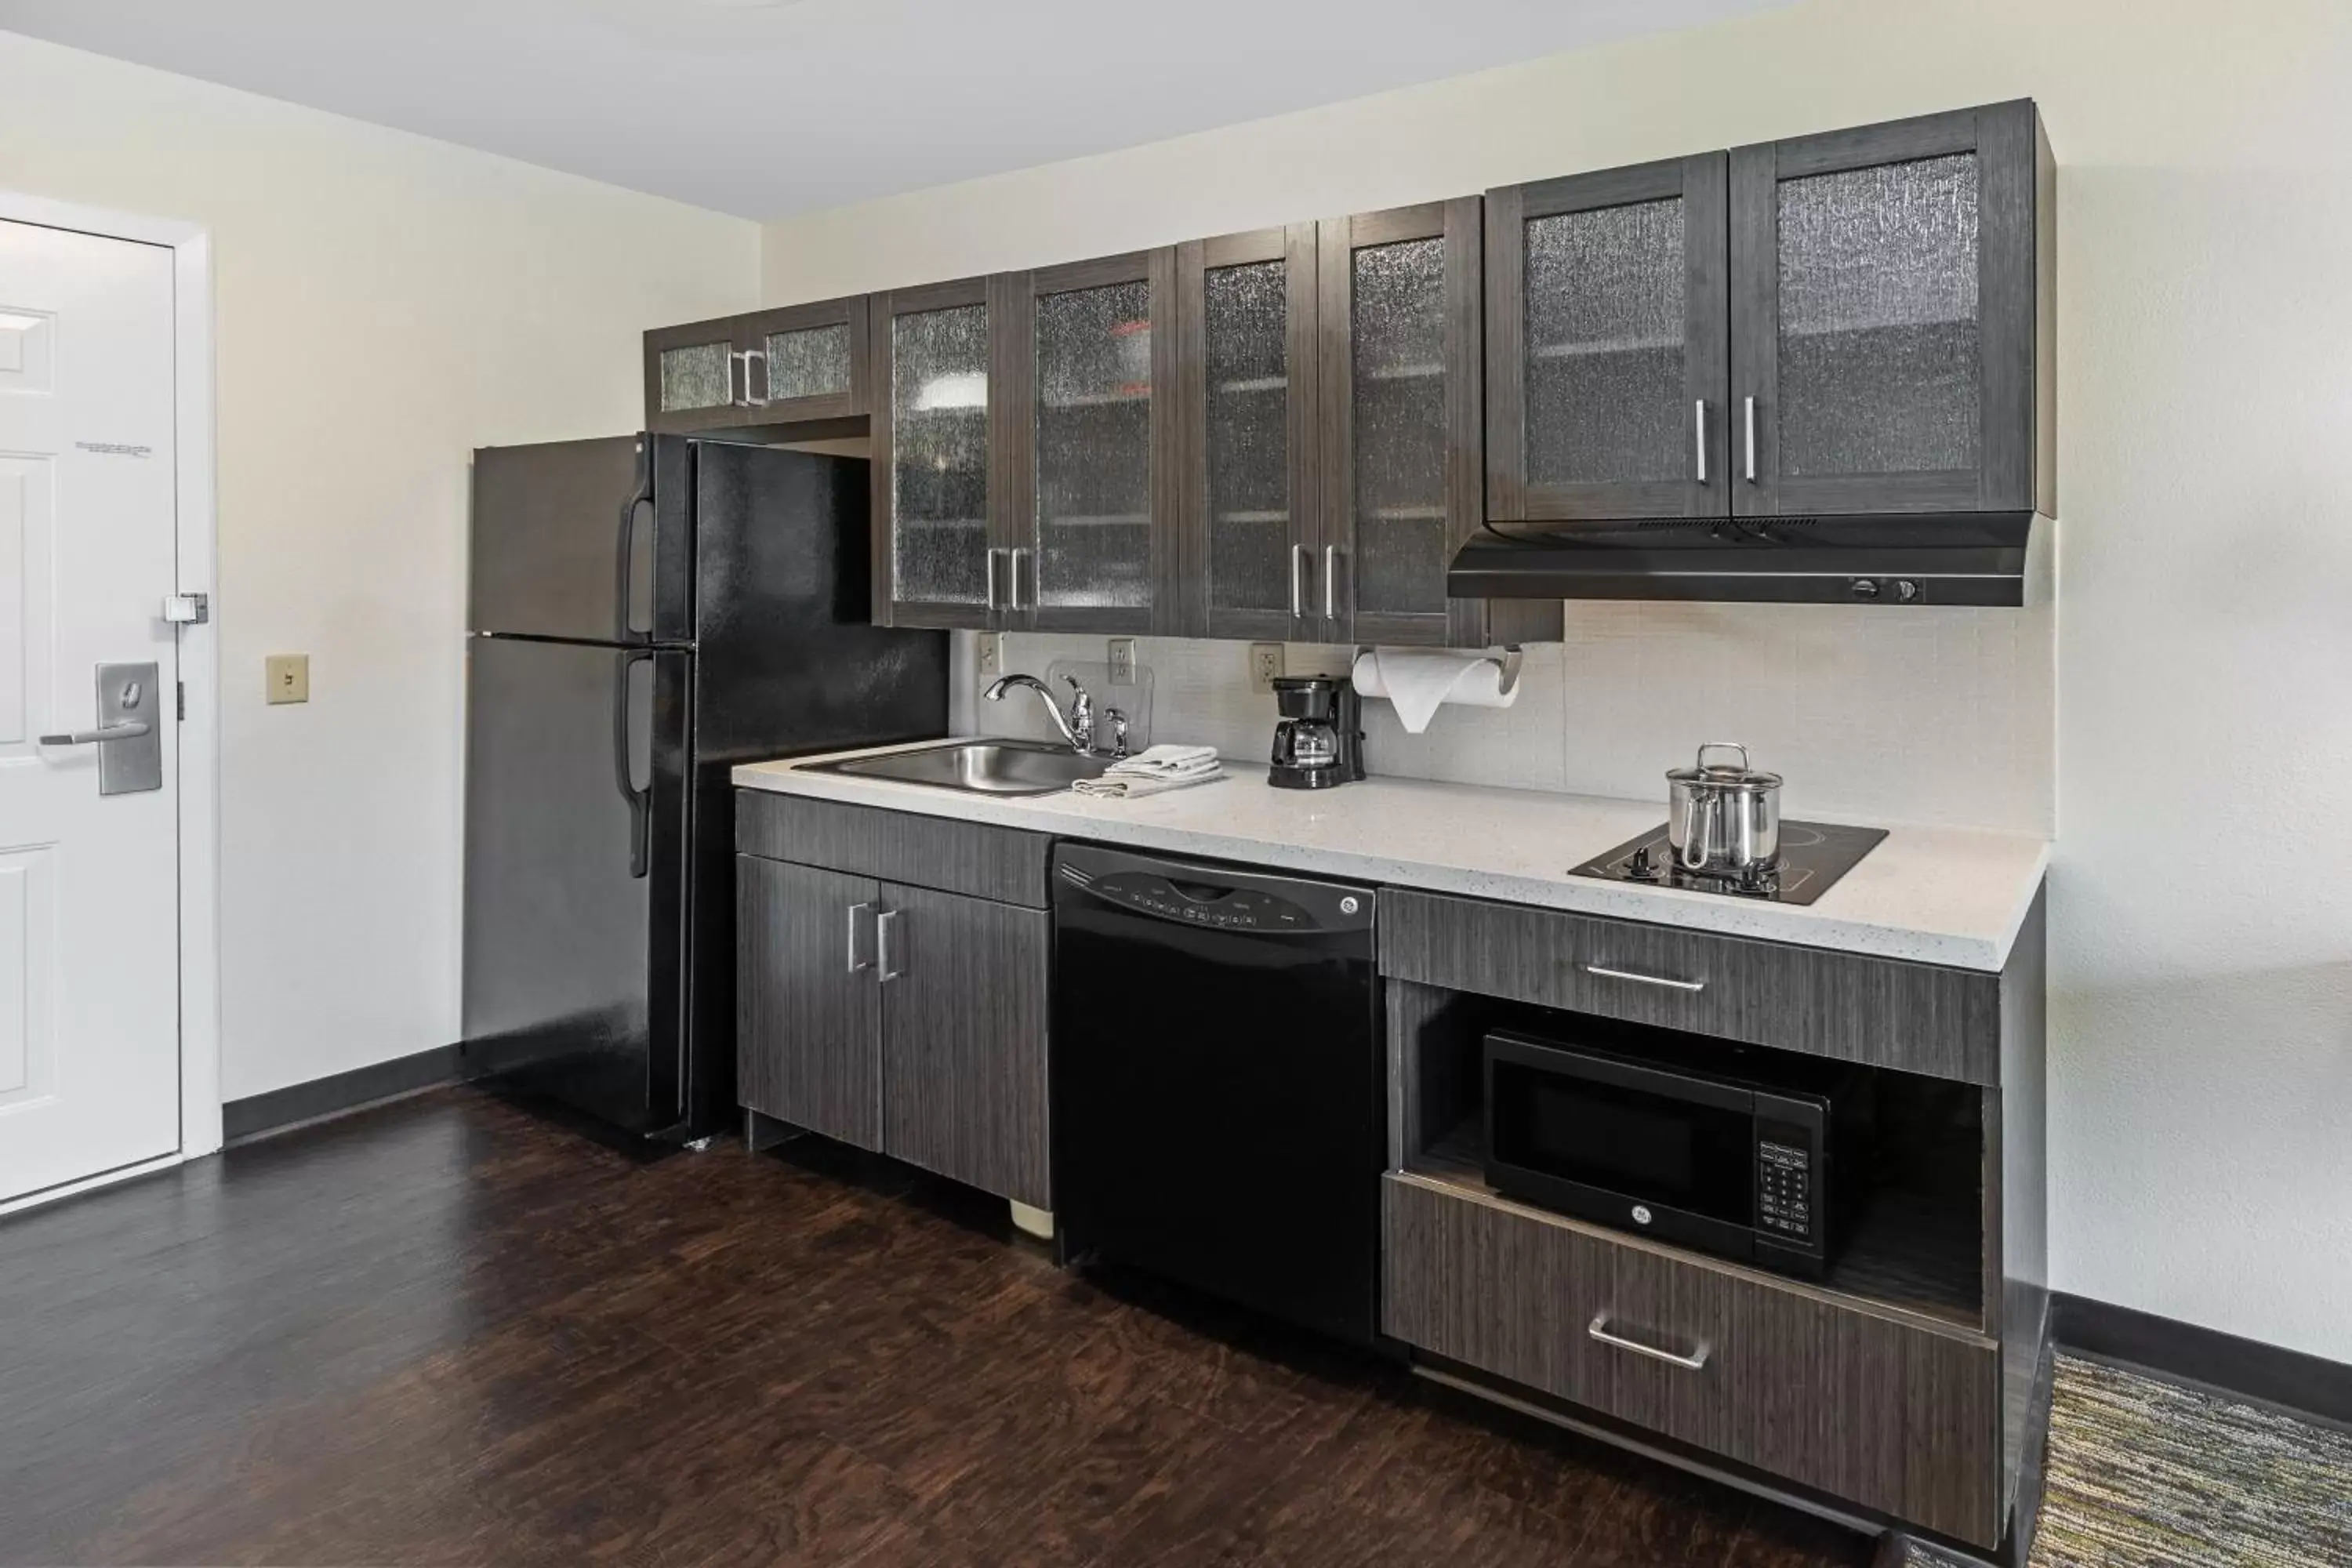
[641,296,868,434]
[1177,226,1319,641]
[870,278,1003,630]
[1002,251,1176,633]
[1316,199,1556,648]
[1730,101,2049,517]
[1485,155,1730,522]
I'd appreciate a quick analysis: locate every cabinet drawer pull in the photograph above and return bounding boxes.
[844,902,873,974]
[876,908,902,982]
[1588,1313,1711,1370]
[1584,963,1706,993]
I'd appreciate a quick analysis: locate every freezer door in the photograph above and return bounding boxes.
[469,434,695,644]
[462,635,692,1134]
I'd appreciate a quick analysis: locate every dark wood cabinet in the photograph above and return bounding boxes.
[998,251,1181,635]
[1486,100,2051,532]
[644,295,869,435]
[735,796,1053,1208]
[869,275,1016,630]
[1174,224,1325,641]
[1382,1174,2003,1546]
[1485,157,1731,523]
[1730,100,2053,518]
[735,855,882,1150]
[1320,201,1559,648]
[878,882,1052,1208]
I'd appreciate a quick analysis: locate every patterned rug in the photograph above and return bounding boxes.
[1906,1352,2352,1566]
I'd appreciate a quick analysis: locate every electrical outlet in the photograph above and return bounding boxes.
[264,654,309,705]
[1248,642,1283,693]
[975,632,1004,684]
[1106,637,1137,686]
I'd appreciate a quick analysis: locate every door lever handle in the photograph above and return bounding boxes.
[39,720,152,746]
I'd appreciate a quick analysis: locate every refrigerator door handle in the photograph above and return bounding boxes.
[614,446,654,643]
[612,648,654,878]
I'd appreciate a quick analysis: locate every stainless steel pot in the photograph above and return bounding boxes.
[1666,742,1783,876]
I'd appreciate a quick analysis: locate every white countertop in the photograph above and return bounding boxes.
[734,742,2049,971]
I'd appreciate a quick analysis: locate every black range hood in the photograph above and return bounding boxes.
[1445,512,2041,607]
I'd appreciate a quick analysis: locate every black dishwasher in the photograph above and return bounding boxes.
[1051,843,1383,1346]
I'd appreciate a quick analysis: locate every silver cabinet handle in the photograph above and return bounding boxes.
[1010,546,1029,612]
[876,908,902,982]
[1588,1313,1711,1370]
[1743,395,1758,483]
[844,902,873,974]
[985,548,1003,612]
[1289,544,1306,619]
[1693,400,1708,484]
[1323,544,1339,620]
[1584,963,1706,994]
[732,349,769,408]
[39,720,152,746]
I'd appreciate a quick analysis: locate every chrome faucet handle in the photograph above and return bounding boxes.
[1104,707,1130,760]
[1061,673,1094,753]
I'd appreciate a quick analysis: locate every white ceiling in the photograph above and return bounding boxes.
[0,0,1791,220]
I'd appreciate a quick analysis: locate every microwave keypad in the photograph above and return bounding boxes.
[1756,1141,1813,1237]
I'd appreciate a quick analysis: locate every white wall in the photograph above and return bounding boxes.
[0,32,762,1102]
[768,0,2352,1360]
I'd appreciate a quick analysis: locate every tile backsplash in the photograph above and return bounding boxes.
[964,599,2053,836]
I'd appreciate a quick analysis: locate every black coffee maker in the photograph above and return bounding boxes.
[1268,676,1367,789]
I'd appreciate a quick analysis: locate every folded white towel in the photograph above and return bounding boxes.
[1105,743,1221,777]
[1073,761,1226,799]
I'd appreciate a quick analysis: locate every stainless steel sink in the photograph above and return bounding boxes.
[807,739,1113,796]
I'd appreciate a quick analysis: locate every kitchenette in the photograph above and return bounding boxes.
[463,93,2056,1565]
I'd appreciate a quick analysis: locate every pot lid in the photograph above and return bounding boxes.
[1666,742,1781,790]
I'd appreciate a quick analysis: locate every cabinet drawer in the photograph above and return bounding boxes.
[1378,888,1998,1083]
[1381,1174,2000,1545]
[736,791,1051,909]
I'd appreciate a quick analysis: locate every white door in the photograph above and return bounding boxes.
[0,219,180,1202]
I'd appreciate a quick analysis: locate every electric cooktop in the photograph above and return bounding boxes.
[1568,820,1889,906]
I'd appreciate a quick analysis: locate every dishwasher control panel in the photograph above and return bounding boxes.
[1054,850,1375,935]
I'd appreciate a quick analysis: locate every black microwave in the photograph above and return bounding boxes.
[1483,1029,1871,1279]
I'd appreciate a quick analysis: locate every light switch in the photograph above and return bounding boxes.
[265,654,310,705]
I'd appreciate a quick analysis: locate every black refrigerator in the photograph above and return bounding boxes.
[462,434,946,1140]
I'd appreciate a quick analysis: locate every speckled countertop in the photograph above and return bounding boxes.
[734,741,2049,972]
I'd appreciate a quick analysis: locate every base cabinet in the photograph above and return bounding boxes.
[737,858,884,1151]
[737,851,1051,1208]
[879,884,1052,1207]
[1381,1173,2002,1548]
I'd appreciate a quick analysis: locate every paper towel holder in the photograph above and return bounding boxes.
[1353,645,1523,698]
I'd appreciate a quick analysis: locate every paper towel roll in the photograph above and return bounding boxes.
[1350,648,1518,734]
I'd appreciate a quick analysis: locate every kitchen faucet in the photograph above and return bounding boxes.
[984,673,1125,757]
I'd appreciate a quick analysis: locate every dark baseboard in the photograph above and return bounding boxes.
[222,1044,464,1143]
[2053,1290,2352,1432]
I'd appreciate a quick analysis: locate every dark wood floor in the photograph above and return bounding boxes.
[0,1088,1874,1567]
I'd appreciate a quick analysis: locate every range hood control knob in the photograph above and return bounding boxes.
[1894,579,1921,603]
[1849,578,1882,601]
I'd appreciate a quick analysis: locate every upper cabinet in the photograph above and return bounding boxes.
[1486,158,1729,522]
[1176,226,1323,642]
[1001,252,1180,635]
[1488,100,2052,526]
[1731,101,2052,517]
[1325,201,1559,647]
[644,296,869,435]
[869,277,1007,630]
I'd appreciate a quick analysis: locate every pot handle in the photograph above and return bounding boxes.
[1682,791,1721,872]
[1696,741,1751,774]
